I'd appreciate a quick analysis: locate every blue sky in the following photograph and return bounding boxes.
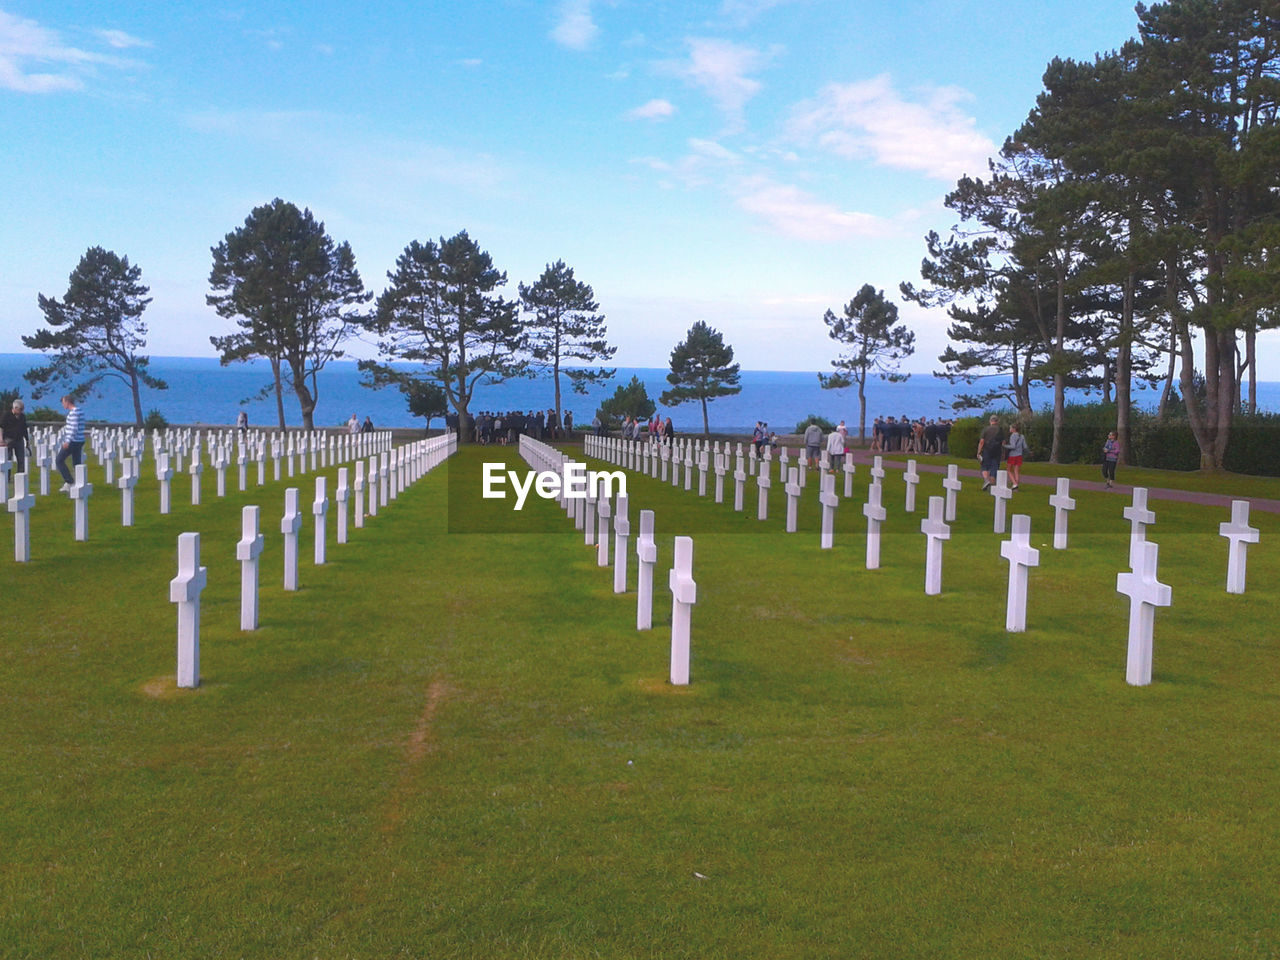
[9,0,1255,377]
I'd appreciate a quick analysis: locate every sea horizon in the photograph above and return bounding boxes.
[3,353,1276,435]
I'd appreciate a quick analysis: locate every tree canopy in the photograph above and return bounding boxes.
[208,198,370,431]
[520,259,615,428]
[24,246,167,427]
[363,231,525,440]
[818,283,914,442]
[659,321,741,437]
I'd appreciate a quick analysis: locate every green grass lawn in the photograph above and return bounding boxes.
[2,443,1278,958]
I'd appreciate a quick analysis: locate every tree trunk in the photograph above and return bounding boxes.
[271,358,286,429]
[129,368,144,428]
[857,378,867,443]
[1115,270,1135,464]
[700,397,709,438]
[553,355,563,436]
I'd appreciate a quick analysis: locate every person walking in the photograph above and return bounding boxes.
[1102,430,1120,488]
[2,398,32,474]
[55,394,85,491]
[1003,424,1027,489]
[977,415,1003,490]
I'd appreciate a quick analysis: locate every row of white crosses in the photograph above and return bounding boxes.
[584,434,859,553]
[592,435,1271,687]
[1,427,402,557]
[167,433,457,688]
[522,435,697,685]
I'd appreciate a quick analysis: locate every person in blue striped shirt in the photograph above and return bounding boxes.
[56,394,85,491]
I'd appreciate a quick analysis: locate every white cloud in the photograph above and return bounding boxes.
[95,29,150,50]
[628,98,676,120]
[663,38,771,128]
[732,174,892,242]
[0,10,139,93]
[550,0,598,50]
[789,74,996,182]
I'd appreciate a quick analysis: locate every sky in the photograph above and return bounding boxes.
[8,0,1269,377]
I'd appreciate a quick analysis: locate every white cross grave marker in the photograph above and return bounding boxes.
[354,460,366,528]
[669,536,697,686]
[1000,514,1040,632]
[596,482,611,567]
[1123,487,1156,569]
[733,457,746,512]
[921,495,951,595]
[756,459,771,521]
[784,467,801,533]
[991,469,1013,534]
[864,479,887,569]
[157,452,173,515]
[1049,477,1077,550]
[714,453,726,504]
[335,467,350,545]
[1117,540,1172,686]
[189,454,203,506]
[282,488,301,591]
[71,463,93,542]
[170,532,208,689]
[843,455,856,499]
[8,471,35,562]
[903,459,920,513]
[942,464,962,522]
[819,472,838,550]
[637,509,657,630]
[118,456,138,526]
[313,475,329,564]
[1219,499,1260,594]
[237,505,265,630]
[870,456,886,485]
[613,494,630,594]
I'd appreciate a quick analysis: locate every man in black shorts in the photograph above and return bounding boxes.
[977,415,1003,490]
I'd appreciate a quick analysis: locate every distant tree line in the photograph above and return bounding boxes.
[22,201,749,437]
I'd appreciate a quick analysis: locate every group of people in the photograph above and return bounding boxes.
[343,413,375,434]
[977,415,1122,490]
[465,409,573,445]
[870,416,955,454]
[1,394,82,489]
[801,420,851,472]
[605,414,675,441]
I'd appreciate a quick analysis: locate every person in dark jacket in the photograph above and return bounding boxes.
[2,398,32,474]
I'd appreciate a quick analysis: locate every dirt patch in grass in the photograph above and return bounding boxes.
[379,677,449,836]
[139,675,183,700]
[634,676,689,696]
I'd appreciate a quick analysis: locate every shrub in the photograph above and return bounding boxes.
[794,414,835,434]
[144,409,168,431]
[1223,412,1280,476]
[947,416,985,461]
[32,406,64,422]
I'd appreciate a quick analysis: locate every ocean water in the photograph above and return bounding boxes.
[2,353,1275,433]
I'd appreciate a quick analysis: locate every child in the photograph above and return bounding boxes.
[1102,431,1120,488]
[1003,424,1027,489]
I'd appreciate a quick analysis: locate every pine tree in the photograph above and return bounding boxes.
[25,246,167,427]
[520,260,615,429]
[659,321,741,437]
[818,284,914,443]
